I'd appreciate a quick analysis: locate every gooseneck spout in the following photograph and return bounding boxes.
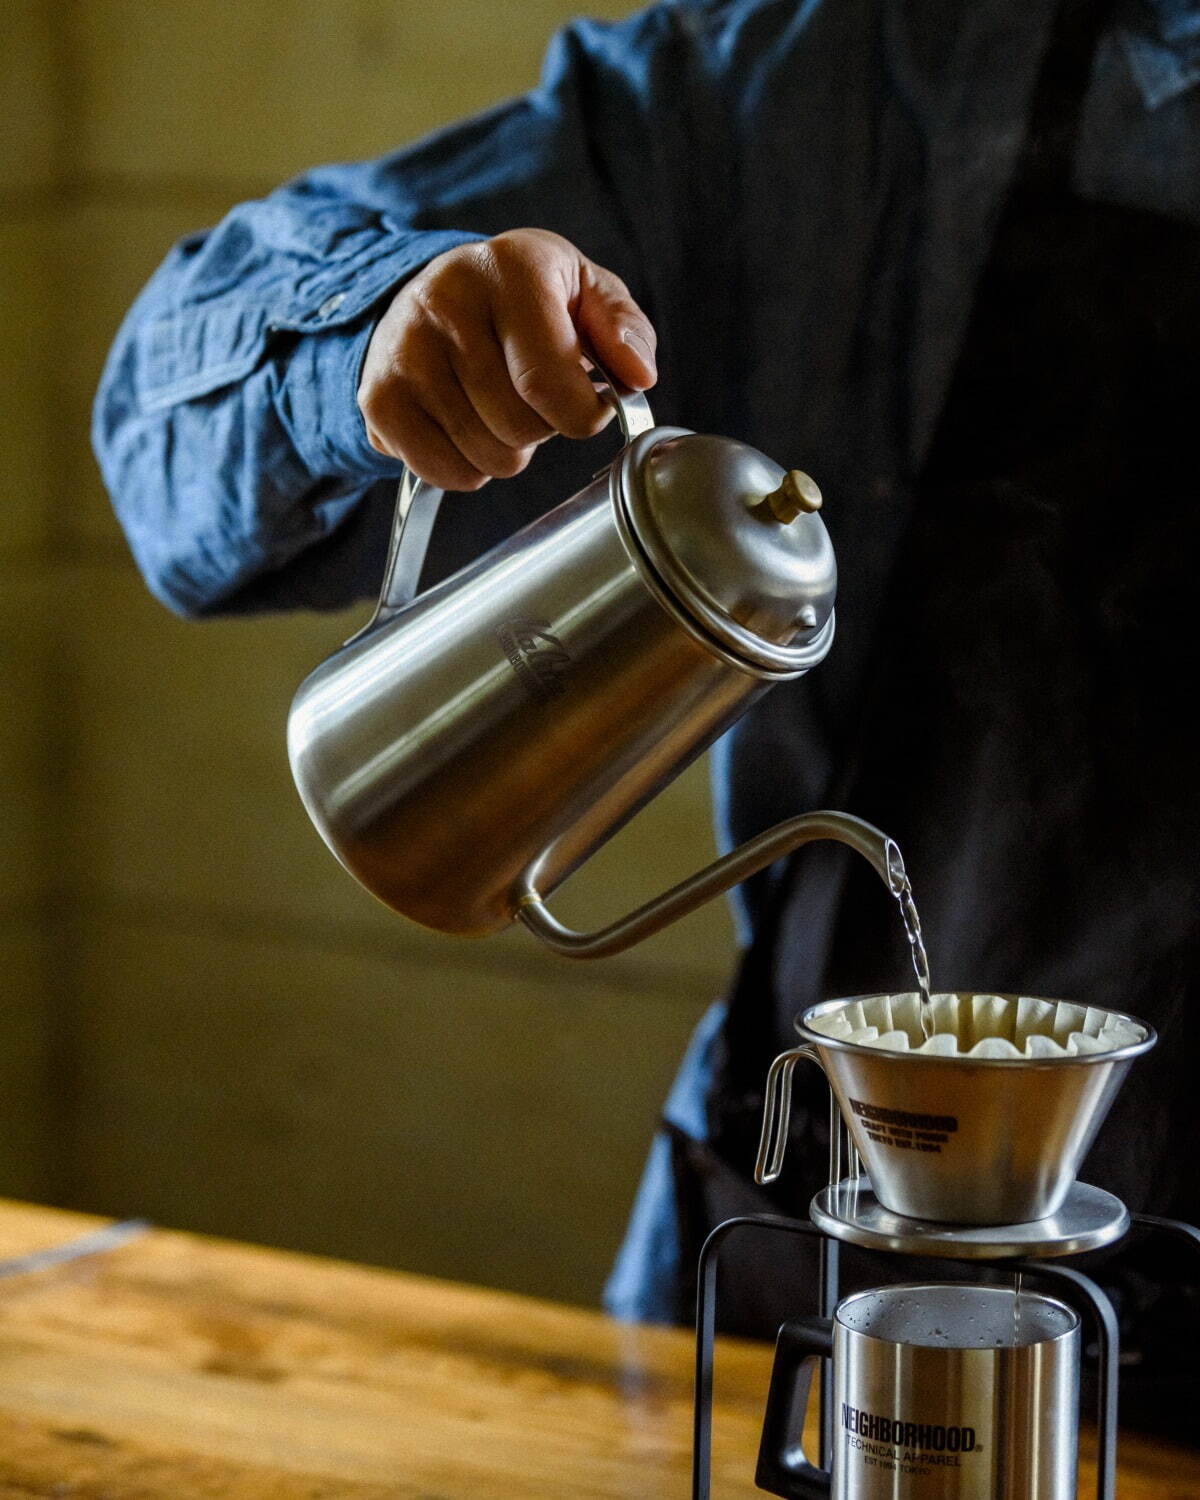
[517,809,899,959]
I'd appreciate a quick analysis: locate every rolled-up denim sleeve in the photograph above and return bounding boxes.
[92,8,679,616]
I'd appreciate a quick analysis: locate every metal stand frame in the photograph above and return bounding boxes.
[692,1209,1200,1500]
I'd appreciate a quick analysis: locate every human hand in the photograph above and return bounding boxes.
[357,228,657,490]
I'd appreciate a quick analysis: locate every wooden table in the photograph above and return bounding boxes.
[0,1202,1194,1498]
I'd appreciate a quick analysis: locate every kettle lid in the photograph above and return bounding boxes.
[616,430,837,678]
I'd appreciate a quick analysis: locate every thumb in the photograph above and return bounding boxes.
[575,260,658,391]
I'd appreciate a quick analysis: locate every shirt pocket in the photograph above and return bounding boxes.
[136,301,272,414]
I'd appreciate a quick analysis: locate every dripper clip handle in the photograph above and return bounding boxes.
[755,1042,860,1190]
[756,1046,821,1185]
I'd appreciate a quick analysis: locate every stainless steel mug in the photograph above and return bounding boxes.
[756,1283,1080,1499]
[289,363,893,959]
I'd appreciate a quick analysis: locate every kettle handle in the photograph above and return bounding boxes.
[368,465,446,632]
[354,354,656,641]
[517,810,901,959]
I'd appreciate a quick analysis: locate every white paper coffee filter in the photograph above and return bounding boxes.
[806,992,1148,1058]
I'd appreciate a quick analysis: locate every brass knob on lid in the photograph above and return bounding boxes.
[749,469,823,524]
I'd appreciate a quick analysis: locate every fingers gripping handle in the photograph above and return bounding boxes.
[755,1318,836,1498]
[585,346,654,440]
[355,351,654,642]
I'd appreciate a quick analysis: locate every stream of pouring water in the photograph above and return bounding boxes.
[885,841,934,1039]
[882,837,1025,1343]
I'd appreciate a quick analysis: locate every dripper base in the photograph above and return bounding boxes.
[811,1177,1129,1259]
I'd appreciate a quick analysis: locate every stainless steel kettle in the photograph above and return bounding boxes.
[288,364,876,958]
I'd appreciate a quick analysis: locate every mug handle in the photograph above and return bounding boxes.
[349,354,655,642]
[518,811,896,959]
[755,1317,836,1498]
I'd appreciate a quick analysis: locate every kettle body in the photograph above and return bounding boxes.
[289,368,851,957]
[290,454,759,936]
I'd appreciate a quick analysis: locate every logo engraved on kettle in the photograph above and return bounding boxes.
[496,617,572,702]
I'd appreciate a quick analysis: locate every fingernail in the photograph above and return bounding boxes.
[621,326,657,376]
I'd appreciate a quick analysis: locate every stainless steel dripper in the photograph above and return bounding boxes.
[757,993,1156,1225]
[289,361,891,958]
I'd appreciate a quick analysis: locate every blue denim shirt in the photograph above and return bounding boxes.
[93,0,1200,622]
[93,0,1200,1321]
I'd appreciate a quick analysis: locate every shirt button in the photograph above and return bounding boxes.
[316,292,346,319]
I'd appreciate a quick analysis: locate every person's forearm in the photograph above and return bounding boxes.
[93,219,482,616]
[91,6,689,618]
